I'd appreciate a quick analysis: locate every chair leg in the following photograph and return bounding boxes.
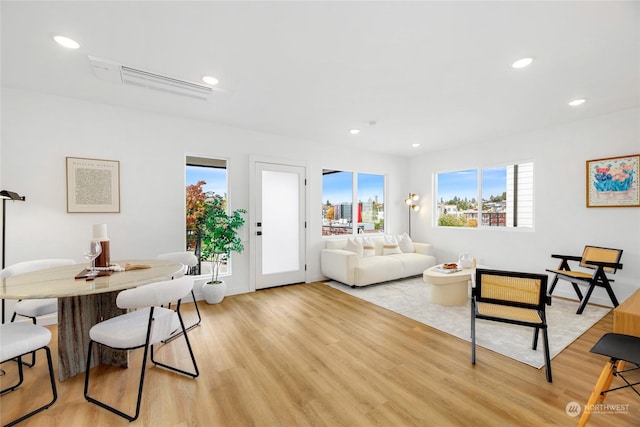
[0,356,24,395]
[162,291,202,344]
[8,315,37,367]
[598,361,628,403]
[599,276,620,308]
[174,290,201,332]
[3,347,57,427]
[548,275,559,294]
[532,327,540,351]
[577,284,597,315]
[577,359,618,427]
[151,308,199,378]
[571,282,584,301]
[190,290,202,328]
[84,340,151,422]
[549,275,584,304]
[471,302,477,365]
[542,327,552,383]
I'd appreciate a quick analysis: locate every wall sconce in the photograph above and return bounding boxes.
[2,190,26,324]
[404,193,419,236]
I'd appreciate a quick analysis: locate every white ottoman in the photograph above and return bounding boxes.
[423,265,474,305]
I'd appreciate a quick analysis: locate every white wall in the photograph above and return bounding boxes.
[409,107,640,305]
[2,88,638,313]
[0,88,409,302]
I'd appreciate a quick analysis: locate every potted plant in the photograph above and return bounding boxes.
[199,193,246,304]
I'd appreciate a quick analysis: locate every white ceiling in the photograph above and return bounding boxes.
[2,1,639,157]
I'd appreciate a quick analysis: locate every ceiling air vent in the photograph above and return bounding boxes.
[89,56,212,101]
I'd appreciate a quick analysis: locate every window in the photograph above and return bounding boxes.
[322,170,353,235]
[185,156,228,275]
[357,173,385,233]
[481,167,505,227]
[322,170,385,235]
[435,162,533,228]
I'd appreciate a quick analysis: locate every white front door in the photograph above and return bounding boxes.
[255,162,306,289]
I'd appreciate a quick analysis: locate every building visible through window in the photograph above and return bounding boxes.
[322,169,385,235]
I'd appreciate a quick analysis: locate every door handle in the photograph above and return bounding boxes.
[257,231,262,236]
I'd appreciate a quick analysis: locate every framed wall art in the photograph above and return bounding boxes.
[66,157,120,213]
[586,154,639,208]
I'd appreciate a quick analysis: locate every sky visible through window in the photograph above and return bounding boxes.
[323,172,384,204]
[323,172,352,204]
[186,165,227,195]
[358,173,384,203]
[438,168,506,201]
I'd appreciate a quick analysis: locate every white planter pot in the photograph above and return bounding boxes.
[202,280,226,304]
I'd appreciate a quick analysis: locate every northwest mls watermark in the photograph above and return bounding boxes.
[565,401,631,417]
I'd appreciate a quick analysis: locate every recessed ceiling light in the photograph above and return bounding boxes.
[412,143,420,148]
[568,98,586,106]
[512,57,533,69]
[202,75,219,86]
[53,35,80,49]
[349,129,360,135]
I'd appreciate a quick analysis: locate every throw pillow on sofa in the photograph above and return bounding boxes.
[345,238,364,257]
[397,232,415,253]
[382,235,402,255]
[360,237,375,257]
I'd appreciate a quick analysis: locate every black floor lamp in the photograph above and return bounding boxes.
[1,190,26,323]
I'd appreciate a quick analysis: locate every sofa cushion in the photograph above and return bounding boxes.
[388,252,437,277]
[354,256,403,286]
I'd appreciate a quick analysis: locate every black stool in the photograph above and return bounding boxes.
[578,333,640,426]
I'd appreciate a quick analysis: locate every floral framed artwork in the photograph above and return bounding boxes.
[66,157,120,213]
[586,154,639,208]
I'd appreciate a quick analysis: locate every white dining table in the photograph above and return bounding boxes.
[0,259,183,381]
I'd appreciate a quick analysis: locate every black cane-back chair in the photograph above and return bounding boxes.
[547,246,623,314]
[471,268,552,382]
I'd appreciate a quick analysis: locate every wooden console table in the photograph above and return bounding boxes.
[613,288,640,337]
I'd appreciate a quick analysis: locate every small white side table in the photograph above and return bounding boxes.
[423,265,475,305]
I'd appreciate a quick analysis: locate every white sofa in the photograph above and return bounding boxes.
[320,235,437,287]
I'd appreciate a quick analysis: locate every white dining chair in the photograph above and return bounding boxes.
[83,276,199,421]
[157,251,202,331]
[1,258,76,367]
[1,322,57,426]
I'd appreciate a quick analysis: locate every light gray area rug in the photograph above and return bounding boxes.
[324,276,610,369]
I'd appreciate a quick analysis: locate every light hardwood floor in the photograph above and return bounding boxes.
[1,281,638,426]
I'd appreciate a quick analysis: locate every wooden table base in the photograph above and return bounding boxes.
[57,291,128,381]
